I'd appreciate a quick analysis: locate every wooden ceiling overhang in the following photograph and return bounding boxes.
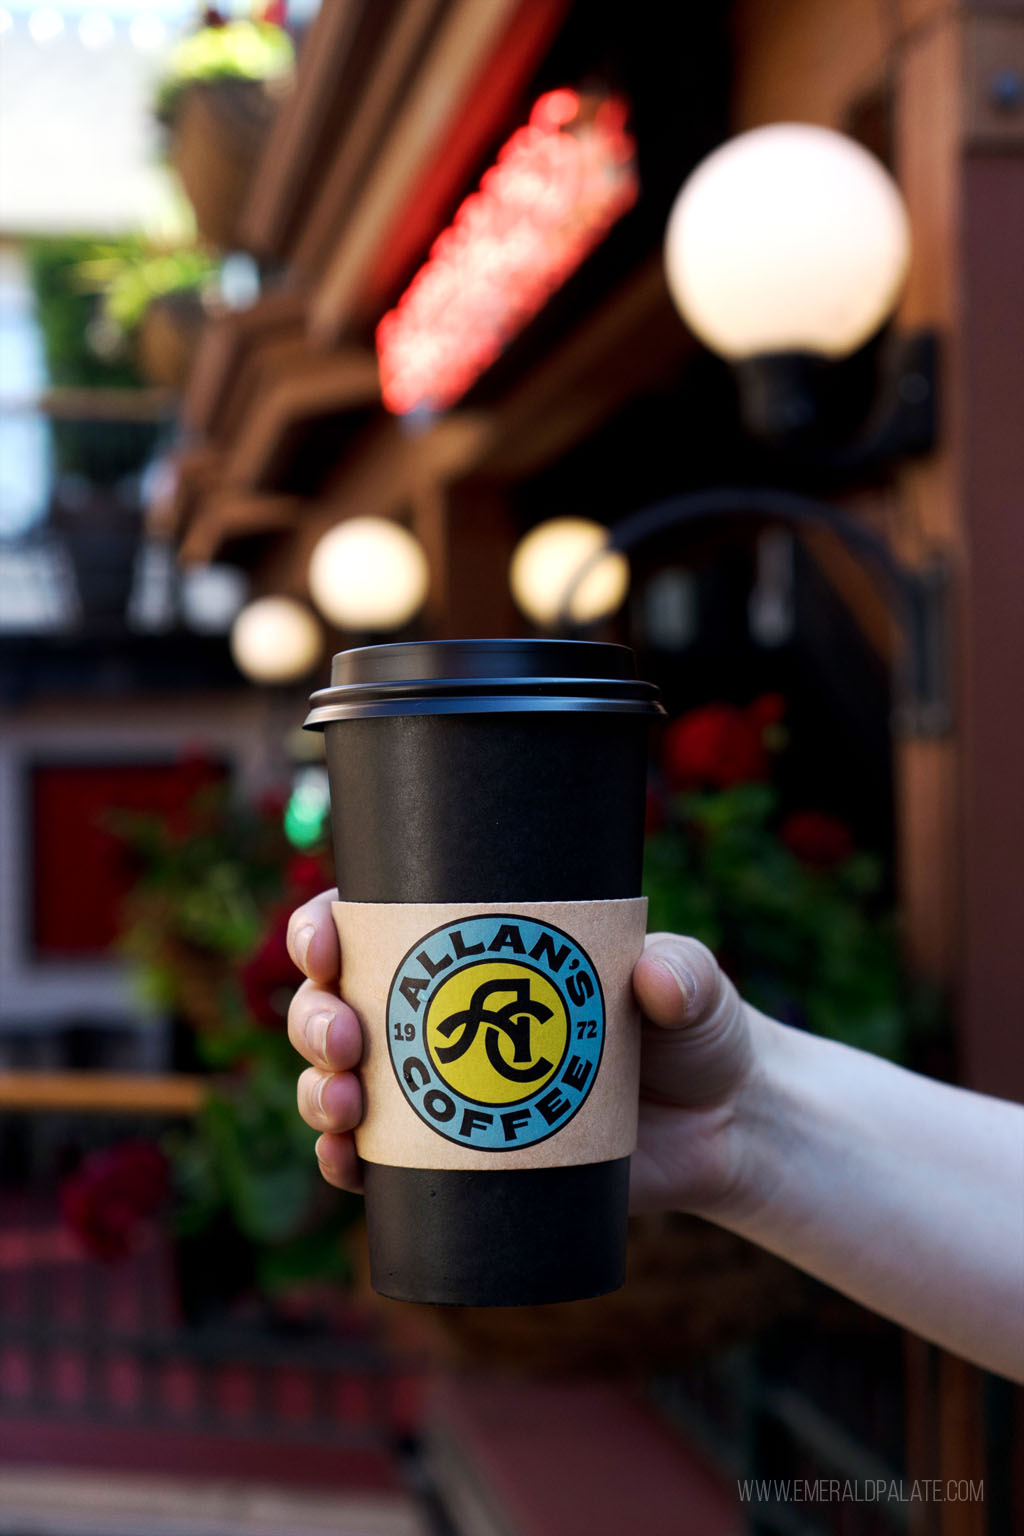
[161,0,696,575]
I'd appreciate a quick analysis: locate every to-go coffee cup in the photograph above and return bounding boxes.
[305,639,662,1306]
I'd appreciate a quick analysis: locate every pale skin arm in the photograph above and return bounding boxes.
[286,890,1024,1381]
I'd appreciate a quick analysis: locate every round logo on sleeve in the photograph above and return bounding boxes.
[385,914,605,1151]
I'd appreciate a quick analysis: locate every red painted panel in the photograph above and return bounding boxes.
[29,757,226,959]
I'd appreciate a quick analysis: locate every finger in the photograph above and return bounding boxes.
[286,887,340,985]
[287,980,363,1071]
[634,934,751,1105]
[314,1132,363,1194]
[634,933,722,1030]
[297,1066,362,1134]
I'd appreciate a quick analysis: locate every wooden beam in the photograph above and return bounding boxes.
[222,349,380,488]
[11,388,176,422]
[0,1072,205,1116]
[731,0,890,129]
[179,492,302,565]
[798,522,897,664]
[183,291,307,436]
[475,257,692,478]
[291,0,445,278]
[147,445,220,540]
[308,0,524,343]
[891,9,963,990]
[237,0,369,257]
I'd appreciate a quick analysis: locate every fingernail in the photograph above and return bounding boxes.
[652,953,698,1010]
[290,923,315,972]
[306,1010,335,1062]
[312,1073,330,1119]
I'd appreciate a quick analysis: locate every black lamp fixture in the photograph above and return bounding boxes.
[663,121,938,470]
[510,123,949,737]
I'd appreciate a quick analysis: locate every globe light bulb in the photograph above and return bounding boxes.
[230,596,322,684]
[664,123,911,360]
[510,517,629,628]
[308,517,429,631]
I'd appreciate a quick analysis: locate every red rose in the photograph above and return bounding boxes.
[662,704,771,790]
[781,811,854,869]
[61,1142,168,1262]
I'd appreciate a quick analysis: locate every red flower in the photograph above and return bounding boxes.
[239,855,331,1028]
[256,787,289,823]
[781,811,855,869]
[61,1142,168,1263]
[286,852,330,899]
[240,911,300,1028]
[662,703,770,790]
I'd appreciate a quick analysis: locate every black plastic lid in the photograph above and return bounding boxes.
[304,639,663,726]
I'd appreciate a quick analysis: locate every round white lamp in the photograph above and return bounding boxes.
[664,123,911,361]
[230,596,323,684]
[308,516,429,631]
[510,517,629,629]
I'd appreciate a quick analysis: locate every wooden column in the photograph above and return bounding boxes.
[732,2,1023,1528]
[735,0,1024,1096]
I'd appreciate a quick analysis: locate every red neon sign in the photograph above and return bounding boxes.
[376,89,639,415]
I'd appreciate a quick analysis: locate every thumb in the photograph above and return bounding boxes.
[634,933,752,1106]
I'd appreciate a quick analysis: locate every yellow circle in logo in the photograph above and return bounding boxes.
[424,961,569,1107]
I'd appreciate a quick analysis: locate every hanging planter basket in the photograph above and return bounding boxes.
[137,289,209,390]
[169,78,280,251]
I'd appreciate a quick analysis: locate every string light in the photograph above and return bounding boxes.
[129,13,165,52]
[27,8,64,45]
[79,12,115,50]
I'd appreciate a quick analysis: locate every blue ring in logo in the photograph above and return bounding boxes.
[386,914,605,1152]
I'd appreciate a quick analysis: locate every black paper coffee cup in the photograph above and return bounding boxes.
[305,639,662,1306]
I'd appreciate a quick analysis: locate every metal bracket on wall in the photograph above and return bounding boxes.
[562,488,955,740]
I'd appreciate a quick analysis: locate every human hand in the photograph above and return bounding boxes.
[286,893,764,1218]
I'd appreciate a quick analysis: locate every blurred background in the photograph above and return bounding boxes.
[0,1,1021,1532]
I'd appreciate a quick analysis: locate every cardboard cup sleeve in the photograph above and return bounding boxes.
[334,897,648,1173]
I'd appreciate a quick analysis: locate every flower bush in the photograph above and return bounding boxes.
[645,697,919,1060]
[110,769,359,1301]
[61,1142,169,1262]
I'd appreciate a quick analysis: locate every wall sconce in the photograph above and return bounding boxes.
[230,595,323,684]
[664,123,935,466]
[308,516,429,631]
[529,126,952,735]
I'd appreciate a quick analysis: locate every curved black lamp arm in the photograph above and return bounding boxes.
[561,487,950,737]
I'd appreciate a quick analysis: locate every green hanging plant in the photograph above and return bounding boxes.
[155,19,294,123]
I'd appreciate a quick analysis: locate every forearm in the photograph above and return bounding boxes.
[720,1013,1024,1380]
